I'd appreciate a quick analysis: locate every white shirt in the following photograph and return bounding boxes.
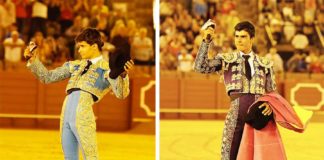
[239,51,255,76]
[132,37,153,61]
[4,38,25,62]
[178,54,194,72]
[32,2,47,18]
[90,55,102,64]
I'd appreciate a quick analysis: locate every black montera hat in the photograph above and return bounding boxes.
[109,35,131,79]
[245,101,273,130]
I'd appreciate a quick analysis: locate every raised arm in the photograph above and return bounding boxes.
[193,41,222,74]
[27,58,71,84]
[24,43,71,84]
[265,66,277,93]
[193,20,222,74]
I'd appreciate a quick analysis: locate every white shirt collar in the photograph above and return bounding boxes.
[239,50,254,59]
[89,56,103,64]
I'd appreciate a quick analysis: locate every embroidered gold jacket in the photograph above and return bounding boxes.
[194,41,276,95]
[27,58,129,102]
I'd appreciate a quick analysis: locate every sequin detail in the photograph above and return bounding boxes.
[28,58,71,83]
[107,75,130,99]
[76,91,98,159]
[194,41,222,74]
[221,98,239,160]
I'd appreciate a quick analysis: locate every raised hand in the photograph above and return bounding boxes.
[124,60,135,74]
[119,60,134,78]
[201,19,216,41]
[24,42,37,61]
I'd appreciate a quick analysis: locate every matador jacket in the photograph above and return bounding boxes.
[27,58,129,101]
[194,41,277,96]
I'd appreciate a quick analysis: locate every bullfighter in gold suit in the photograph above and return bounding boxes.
[24,28,134,160]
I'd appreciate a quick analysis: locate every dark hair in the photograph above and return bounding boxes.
[75,28,104,51]
[234,21,255,38]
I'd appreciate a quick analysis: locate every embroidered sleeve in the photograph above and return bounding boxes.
[27,58,71,84]
[193,41,222,74]
[265,66,277,93]
[107,75,130,99]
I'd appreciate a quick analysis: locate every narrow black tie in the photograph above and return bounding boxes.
[81,60,92,75]
[243,55,251,80]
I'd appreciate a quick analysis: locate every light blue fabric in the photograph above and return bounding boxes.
[61,91,86,159]
[62,123,79,160]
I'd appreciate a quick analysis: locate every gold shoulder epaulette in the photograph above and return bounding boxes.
[97,59,109,70]
[219,52,238,63]
[257,56,273,68]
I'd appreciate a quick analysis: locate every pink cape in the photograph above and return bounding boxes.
[237,92,312,160]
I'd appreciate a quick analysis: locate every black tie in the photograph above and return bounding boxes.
[243,55,251,80]
[81,60,92,75]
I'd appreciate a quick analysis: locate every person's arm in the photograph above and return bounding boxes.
[265,66,277,93]
[193,40,222,74]
[24,46,71,84]
[27,57,71,84]
[193,21,223,74]
[107,74,130,99]
[257,66,277,116]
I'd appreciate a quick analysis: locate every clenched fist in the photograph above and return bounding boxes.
[24,42,37,61]
[201,19,216,42]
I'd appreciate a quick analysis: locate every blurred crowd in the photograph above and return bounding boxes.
[0,0,154,76]
[160,0,324,75]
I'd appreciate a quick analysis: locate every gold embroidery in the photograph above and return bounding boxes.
[76,91,98,159]
[232,66,237,72]
[235,83,241,88]
[237,57,243,63]
[256,56,273,68]
[27,58,71,84]
[242,77,249,93]
[220,52,239,63]
[255,77,259,84]
[107,75,130,99]
[236,65,242,72]
[232,74,236,81]
[68,60,81,73]
[224,63,229,71]
[270,67,277,91]
[222,54,273,95]
[250,77,256,93]
[260,78,264,84]
[255,86,259,93]
[235,74,242,80]
[66,59,113,102]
